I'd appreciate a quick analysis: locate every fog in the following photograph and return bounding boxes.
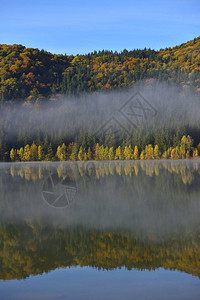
[1,80,200,142]
[1,160,200,239]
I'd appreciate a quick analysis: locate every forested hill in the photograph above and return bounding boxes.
[0,36,200,101]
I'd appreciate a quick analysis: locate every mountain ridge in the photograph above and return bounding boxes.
[0,36,199,101]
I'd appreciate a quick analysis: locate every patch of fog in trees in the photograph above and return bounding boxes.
[1,80,200,143]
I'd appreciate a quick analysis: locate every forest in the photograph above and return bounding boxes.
[0,36,200,101]
[0,36,200,161]
[9,135,200,162]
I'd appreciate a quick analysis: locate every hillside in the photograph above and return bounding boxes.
[0,36,199,101]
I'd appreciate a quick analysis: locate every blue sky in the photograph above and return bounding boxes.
[0,0,199,55]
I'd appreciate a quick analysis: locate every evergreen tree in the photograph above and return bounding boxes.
[66,142,74,159]
[94,143,100,160]
[70,143,78,161]
[46,144,54,161]
[38,145,44,161]
[30,142,38,161]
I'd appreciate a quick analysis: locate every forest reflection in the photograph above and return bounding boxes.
[0,160,200,280]
[8,159,200,185]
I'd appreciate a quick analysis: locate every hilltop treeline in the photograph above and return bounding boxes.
[0,36,200,101]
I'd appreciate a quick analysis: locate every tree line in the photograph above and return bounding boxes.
[0,36,199,101]
[9,135,200,162]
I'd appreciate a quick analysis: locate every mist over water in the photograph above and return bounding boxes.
[1,160,200,300]
[1,160,200,238]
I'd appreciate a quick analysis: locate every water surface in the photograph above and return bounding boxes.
[0,160,200,299]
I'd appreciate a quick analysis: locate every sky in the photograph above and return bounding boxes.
[0,0,199,55]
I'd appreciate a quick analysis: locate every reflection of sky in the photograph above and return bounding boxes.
[0,267,200,300]
[0,0,200,54]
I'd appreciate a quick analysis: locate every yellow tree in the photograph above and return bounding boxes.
[171,148,176,159]
[124,145,133,160]
[171,146,180,159]
[186,150,190,159]
[193,148,198,158]
[197,143,200,156]
[115,146,122,160]
[180,135,193,158]
[167,147,173,158]
[56,146,62,160]
[99,145,104,160]
[133,146,139,160]
[124,146,129,160]
[10,148,16,161]
[145,144,154,159]
[23,145,31,161]
[17,147,24,161]
[78,146,84,161]
[128,145,133,159]
[154,145,160,159]
[162,150,168,159]
[87,147,92,160]
[104,146,109,160]
[140,150,145,160]
[60,143,67,161]
[108,147,114,160]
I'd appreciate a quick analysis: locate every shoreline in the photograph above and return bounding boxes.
[1,158,200,164]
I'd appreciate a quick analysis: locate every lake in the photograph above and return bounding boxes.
[0,160,200,299]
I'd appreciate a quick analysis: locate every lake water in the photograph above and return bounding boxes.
[0,160,200,299]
